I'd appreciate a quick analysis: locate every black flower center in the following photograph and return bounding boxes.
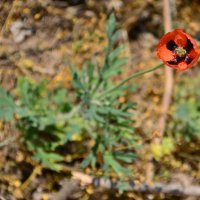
[166,39,194,65]
[166,40,177,51]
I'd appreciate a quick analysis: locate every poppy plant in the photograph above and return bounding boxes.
[157,29,200,71]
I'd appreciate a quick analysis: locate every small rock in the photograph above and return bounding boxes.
[10,20,33,43]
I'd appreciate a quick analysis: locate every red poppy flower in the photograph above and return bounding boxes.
[157,29,200,71]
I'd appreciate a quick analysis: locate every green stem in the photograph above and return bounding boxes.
[96,63,164,99]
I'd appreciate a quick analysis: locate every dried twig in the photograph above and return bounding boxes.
[52,180,80,200]
[21,165,42,190]
[146,0,175,183]
[0,0,20,41]
[71,171,200,196]
[0,196,6,200]
[8,55,35,79]
[40,169,200,198]
[0,135,17,148]
[158,0,174,138]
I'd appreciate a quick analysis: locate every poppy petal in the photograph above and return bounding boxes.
[174,29,188,47]
[164,62,178,69]
[186,50,200,69]
[157,31,177,47]
[157,47,175,61]
[188,49,199,59]
[177,62,188,71]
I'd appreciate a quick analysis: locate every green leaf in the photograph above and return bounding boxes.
[109,108,132,118]
[81,153,96,168]
[73,72,85,91]
[16,78,31,105]
[87,62,94,84]
[102,57,128,79]
[112,57,128,68]
[15,107,30,118]
[113,152,136,163]
[106,13,117,39]
[33,149,63,171]
[108,44,126,63]
[86,105,105,123]
[103,67,122,78]
[104,152,132,175]
[64,120,83,142]
[52,88,67,104]
[38,116,55,130]
[0,88,16,121]
[111,31,121,44]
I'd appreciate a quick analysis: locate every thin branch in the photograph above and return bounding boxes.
[0,196,6,200]
[52,180,79,200]
[9,56,35,79]
[21,165,42,190]
[71,171,200,196]
[0,0,20,41]
[146,0,175,183]
[158,0,174,138]
[0,135,17,148]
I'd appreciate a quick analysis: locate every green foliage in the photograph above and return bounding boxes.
[15,78,72,170]
[104,152,132,175]
[0,88,16,121]
[0,14,138,177]
[175,99,200,139]
[70,14,137,176]
[168,73,200,141]
[33,149,63,171]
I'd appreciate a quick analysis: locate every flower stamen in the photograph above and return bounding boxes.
[174,47,187,58]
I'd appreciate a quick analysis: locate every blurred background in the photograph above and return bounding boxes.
[1,0,200,199]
